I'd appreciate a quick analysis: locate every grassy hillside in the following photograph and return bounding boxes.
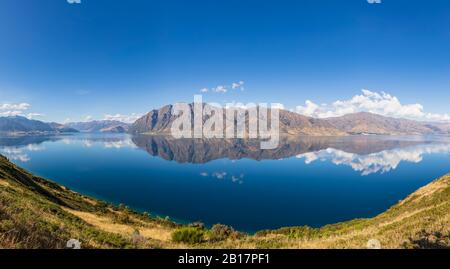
[0,154,448,249]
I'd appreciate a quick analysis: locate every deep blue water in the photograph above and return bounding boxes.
[1,133,449,232]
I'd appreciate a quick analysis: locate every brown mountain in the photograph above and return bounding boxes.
[129,104,345,136]
[65,120,129,133]
[324,112,449,135]
[129,105,176,135]
[129,105,450,137]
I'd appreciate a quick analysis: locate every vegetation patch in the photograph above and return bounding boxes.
[171,227,205,244]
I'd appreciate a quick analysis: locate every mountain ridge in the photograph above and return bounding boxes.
[0,116,78,135]
[324,112,449,135]
[63,120,130,133]
[2,108,449,136]
[129,104,346,136]
[130,105,450,137]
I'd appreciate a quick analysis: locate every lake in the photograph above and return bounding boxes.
[1,133,449,232]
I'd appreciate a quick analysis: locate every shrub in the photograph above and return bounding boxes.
[403,230,450,249]
[210,224,234,242]
[171,227,205,244]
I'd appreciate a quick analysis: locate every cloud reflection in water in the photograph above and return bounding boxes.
[296,144,450,175]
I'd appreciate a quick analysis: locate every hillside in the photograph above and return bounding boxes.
[0,154,181,249]
[0,155,448,249]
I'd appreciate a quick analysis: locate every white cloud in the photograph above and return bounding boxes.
[104,113,143,123]
[0,103,30,110]
[0,102,45,120]
[231,81,245,91]
[26,113,44,119]
[200,81,245,94]
[0,111,23,117]
[67,0,81,4]
[295,89,450,122]
[213,85,227,93]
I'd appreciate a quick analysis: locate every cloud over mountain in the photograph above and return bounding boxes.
[295,90,450,122]
[0,103,43,119]
[103,113,143,123]
[199,81,245,94]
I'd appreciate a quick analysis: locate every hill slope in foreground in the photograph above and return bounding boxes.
[0,154,449,249]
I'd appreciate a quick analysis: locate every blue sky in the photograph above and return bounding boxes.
[0,0,449,122]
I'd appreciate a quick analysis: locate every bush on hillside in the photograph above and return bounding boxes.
[171,227,205,244]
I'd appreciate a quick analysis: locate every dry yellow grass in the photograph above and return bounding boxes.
[64,208,172,242]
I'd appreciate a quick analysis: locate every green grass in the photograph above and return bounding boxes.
[171,227,205,244]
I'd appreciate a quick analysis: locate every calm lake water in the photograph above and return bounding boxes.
[1,133,450,232]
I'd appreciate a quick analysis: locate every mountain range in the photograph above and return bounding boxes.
[64,120,130,133]
[0,116,129,135]
[1,105,449,136]
[323,112,448,135]
[0,116,77,135]
[129,104,450,136]
[128,104,346,136]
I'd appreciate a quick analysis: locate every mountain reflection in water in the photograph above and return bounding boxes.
[1,134,449,175]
